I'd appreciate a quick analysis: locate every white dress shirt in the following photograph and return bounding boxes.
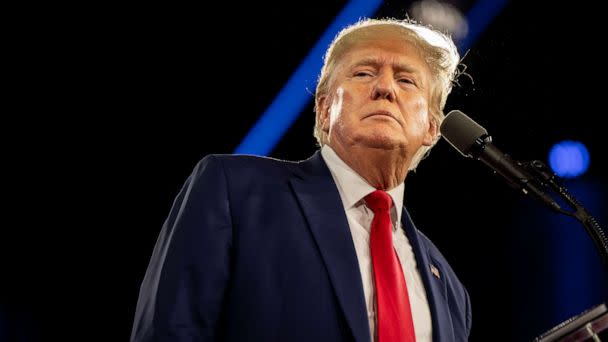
[321,145,432,342]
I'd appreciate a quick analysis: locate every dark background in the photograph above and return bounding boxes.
[4,0,607,341]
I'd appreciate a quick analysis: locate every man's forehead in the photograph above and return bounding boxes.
[341,43,428,72]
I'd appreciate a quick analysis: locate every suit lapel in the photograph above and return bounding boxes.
[401,207,454,342]
[289,152,371,342]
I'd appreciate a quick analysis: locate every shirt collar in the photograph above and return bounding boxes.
[321,145,404,223]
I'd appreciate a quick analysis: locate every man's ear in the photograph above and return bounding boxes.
[316,95,331,133]
[422,116,439,146]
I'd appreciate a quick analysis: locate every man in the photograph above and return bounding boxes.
[131,18,471,341]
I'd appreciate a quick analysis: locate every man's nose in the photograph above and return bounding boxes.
[372,72,396,101]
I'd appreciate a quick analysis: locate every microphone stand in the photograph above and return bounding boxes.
[521,160,608,268]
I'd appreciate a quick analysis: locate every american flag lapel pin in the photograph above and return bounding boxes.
[430,265,441,279]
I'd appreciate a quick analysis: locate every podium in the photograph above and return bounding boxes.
[535,303,608,341]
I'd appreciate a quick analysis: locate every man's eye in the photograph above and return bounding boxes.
[398,78,415,84]
[354,71,372,77]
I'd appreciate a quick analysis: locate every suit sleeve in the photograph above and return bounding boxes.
[465,286,472,337]
[131,155,233,342]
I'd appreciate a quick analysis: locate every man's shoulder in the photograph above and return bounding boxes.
[415,229,467,285]
[415,230,446,260]
[200,153,300,169]
[415,229,457,273]
[202,153,298,165]
[190,153,311,180]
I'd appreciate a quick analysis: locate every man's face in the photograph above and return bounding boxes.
[318,35,437,159]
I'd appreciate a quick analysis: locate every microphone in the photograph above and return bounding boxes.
[440,110,562,212]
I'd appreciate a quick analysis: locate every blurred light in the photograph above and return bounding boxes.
[548,140,590,178]
[234,0,383,155]
[410,0,468,41]
[458,0,509,52]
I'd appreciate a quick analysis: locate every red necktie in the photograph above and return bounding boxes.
[365,190,416,342]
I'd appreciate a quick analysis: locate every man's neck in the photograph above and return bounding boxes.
[329,143,410,190]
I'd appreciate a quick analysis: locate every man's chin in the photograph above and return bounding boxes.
[354,134,403,150]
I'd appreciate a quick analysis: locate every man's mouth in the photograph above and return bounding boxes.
[364,111,400,124]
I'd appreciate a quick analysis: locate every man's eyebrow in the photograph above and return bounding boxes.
[351,57,382,69]
[351,57,421,75]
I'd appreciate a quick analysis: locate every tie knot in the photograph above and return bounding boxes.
[364,190,393,213]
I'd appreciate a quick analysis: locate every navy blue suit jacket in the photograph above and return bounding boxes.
[131,152,471,341]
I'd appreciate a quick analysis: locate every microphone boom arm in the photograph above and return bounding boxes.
[522,160,608,267]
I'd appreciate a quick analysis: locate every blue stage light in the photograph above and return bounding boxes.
[234,0,383,155]
[548,140,590,178]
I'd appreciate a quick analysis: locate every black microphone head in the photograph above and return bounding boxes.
[440,110,488,157]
